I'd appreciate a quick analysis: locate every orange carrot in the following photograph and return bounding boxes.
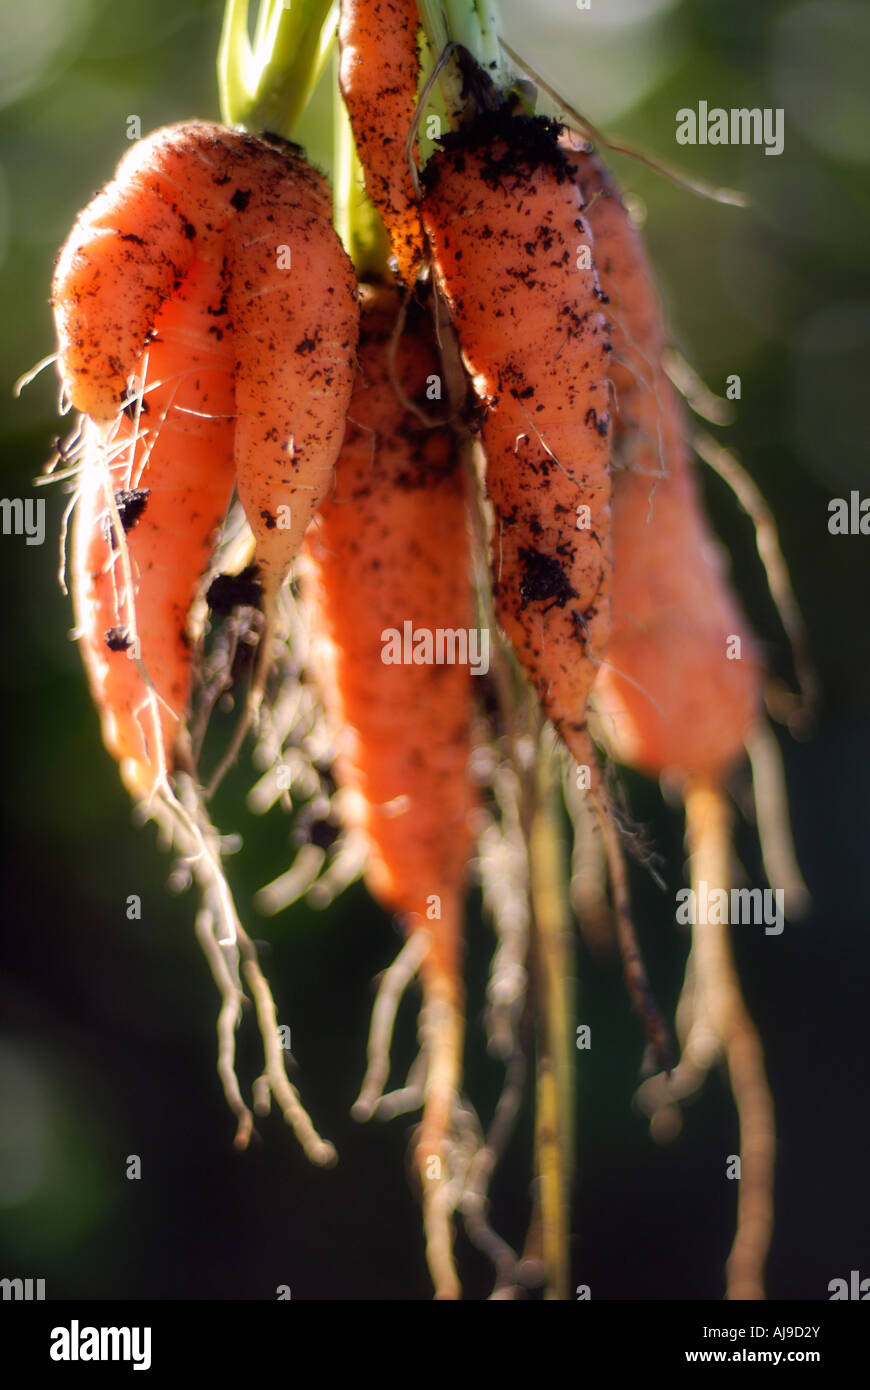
[338,0,425,283]
[421,110,680,1070]
[565,139,774,1300]
[560,139,763,780]
[302,282,474,1298]
[54,120,358,794]
[421,110,612,774]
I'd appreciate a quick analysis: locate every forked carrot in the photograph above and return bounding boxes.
[54,120,358,793]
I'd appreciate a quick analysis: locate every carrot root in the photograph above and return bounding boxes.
[353,931,430,1122]
[693,429,817,732]
[194,907,256,1150]
[577,739,672,1072]
[745,721,811,919]
[684,781,776,1301]
[458,1050,525,1296]
[415,973,465,1299]
[146,775,336,1166]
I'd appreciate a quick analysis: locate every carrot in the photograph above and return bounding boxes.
[338,0,425,283]
[563,138,775,1299]
[560,141,763,782]
[54,120,358,793]
[594,425,762,781]
[421,109,612,774]
[301,282,475,1298]
[421,107,678,1073]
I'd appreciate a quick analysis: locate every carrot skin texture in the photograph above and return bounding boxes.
[52,189,194,421]
[565,144,762,781]
[338,0,425,283]
[421,115,613,766]
[229,197,359,608]
[53,121,314,420]
[72,251,236,799]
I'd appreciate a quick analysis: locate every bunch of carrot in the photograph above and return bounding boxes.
[44,0,807,1301]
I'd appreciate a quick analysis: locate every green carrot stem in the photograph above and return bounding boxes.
[218,0,336,140]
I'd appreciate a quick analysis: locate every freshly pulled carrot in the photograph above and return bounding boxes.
[302,282,475,1299]
[54,120,358,794]
[338,0,425,283]
[561,140,763,781]
[421,109,612,774]
[564,138,775,1299]
[421,106,679,1073]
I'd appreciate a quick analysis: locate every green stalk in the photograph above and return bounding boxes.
[446,0,502,76]
[218,0,336,141]
[415,28,449,164]
[416,0,508,118]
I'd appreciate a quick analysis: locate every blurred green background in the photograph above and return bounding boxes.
[0,0,868,1300]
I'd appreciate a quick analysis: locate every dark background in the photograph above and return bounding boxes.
[0,0,868,1300]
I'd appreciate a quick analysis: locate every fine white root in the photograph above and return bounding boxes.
[564,759,614,955]
[146,774,336,1167]
[374,1048,428,1120]
[237,933,337,1168]
[663,348,735,426]
[414,980,466,1300]
[194,908,255,1150]
[477,762,531,1059]
[693,429,817,731]
[255,843,327,916]
[352,931,430,1121]
[458,1049,526,1297]
[306,829,368,908]
[745,722,810,919]
[685,781,776,1301]
[587,761,673,1073]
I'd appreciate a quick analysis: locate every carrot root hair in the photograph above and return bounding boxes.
[579,739,672,1073]
[684,780,776,1300]
[501,43,749,208]
[477,761,532,1059]
[352,930,430,1121]
[144,774,336,1166]
[745,721,810,920]
[564,757,615,956]
[351,930,473,1299]
[414,969,465,1300]
[693,428,817,734]
[457,1050,526,1297]
[636,782,776,1296]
